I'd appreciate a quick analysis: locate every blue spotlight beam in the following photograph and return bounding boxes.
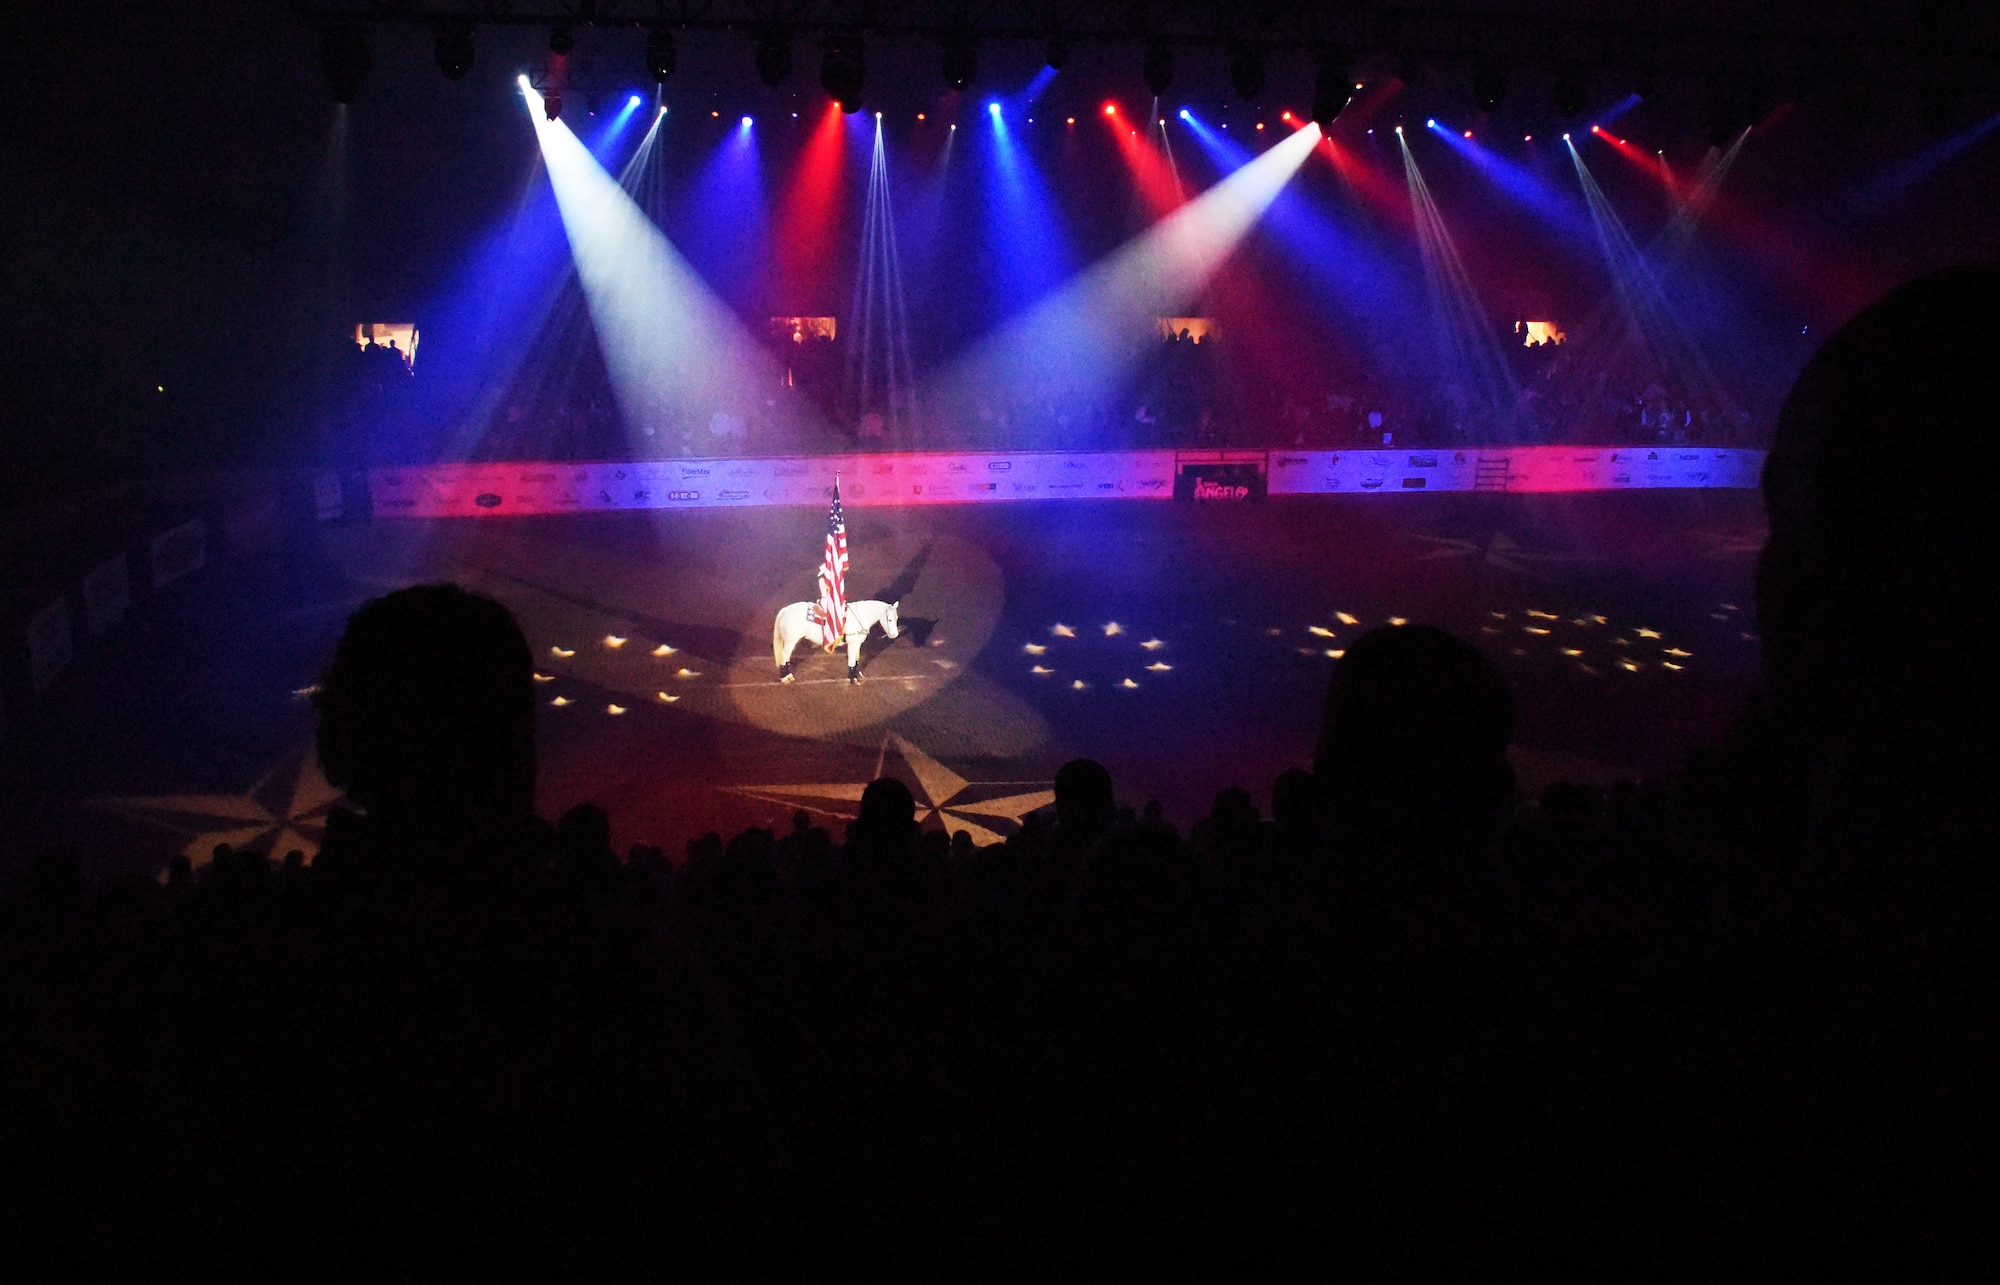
[985,89,1075,302]
[525,85,802,445]
[1395,128,1520,427]
[929,122,1322,426]
[1179,113,1414,326]
[1427,120,1593,239]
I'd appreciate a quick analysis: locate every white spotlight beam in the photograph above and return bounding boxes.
[929,122,1321,418]
[526,87,796,443]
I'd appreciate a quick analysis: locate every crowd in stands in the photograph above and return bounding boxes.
[334,312,1767,466]
[7,267,1990,1272]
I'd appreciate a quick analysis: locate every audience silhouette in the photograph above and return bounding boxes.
[4,266,1995,1272]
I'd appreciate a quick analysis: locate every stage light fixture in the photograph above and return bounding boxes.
[549,25,575,56]
[1553,62,1588,118]
[1045,33,1070,71]
[1474,60,1509,114]
[942,33,978,91]
[1311,49,1355,127]
[1426,117,1436,128]
[1179,108,1191,120]
[1143,44,1173,97]
[319,25,370,103]
[1230,44,1267,101]
[821,33,865,113]
[754,27,793,87]
[645,27,677,83]
[433,20,474,82]
[988,101,1000,115]
[629,95,641,107]
[1104,102,1118,115]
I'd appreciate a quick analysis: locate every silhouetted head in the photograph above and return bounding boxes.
[853,776,918,847]
[1053,758,1116,838]
[1271,767,1316,832]
[315,584,536,844]
[1314,625,1514,866]
[1758,264,2000,836]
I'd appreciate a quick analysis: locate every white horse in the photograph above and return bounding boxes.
[773,600,900,684]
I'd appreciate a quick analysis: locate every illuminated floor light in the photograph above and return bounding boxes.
[1614,637,1632,647]
[1561,648,1584,657]
[533,673,554,682]
[1387,617,1408,627]
[604,634,627,648]
[1620,659,1642,672]
[652,644,676,656]
[1635,627,1661,639]
[1524,627,1551,635]
[1662,662,1684,671]
[1526,610,1558,619]
[675,668,700,678]
[551,646,575,658]
[1024,643,1047,655]
[657,691,679,702]
[1031,665,1054,675]
[1140,639,1165,651]
[1147,662,1172,671]
[1267,627,1284,636]
[1120,678,1139,689]
[1481,626,1501,634]
[1326,649,1346,659]
[1103,622,1124,636]
[1308,625,1336,637]
[1490,611,1508,619]
[1664,647,1692,657]
[1336,612,1359,625]
[607,704,627,715]
[1590,615,1607,625]
[551,696,572,706]
[1052,623,1075,637]
[1072,680,1088,690]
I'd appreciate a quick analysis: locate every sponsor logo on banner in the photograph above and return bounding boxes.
[83,555,131,637]
[720,490,750,501]
[872,464,894,475]
[680,466,711,477]
[1192,478,1251,500]
[28,598,74,694]
[1407,455,1437,468]
[597,490,614,504]
[1064,460,1085,470]
[987,460,1012,471]
[1361,478,1385,490]
[1012,483,1039,493]
[151,519,207,589]
[669,490,699,501]
[1274,455,1309,467]
[948,463,968,473]
[314,474,344,521]
[912,485,924,495]
[1402,477,1427,489]
[1138,478,1167,490]
[633,490,650,502]
[972,482,997,492]
[475,493,502,508]
[772,465,809,477]
[1614,474,1633,485]
[1049,483,1084,492]
[726,465,755,477]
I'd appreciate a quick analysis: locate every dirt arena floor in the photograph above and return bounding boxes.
[5,488,1769,874]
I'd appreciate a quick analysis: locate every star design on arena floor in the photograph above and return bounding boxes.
[729,733,1054,846]
[1409,530,1606,576]
[96,745,342,869]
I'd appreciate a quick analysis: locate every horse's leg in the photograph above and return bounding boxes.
[775,612,796,682]
[847,625,863,684]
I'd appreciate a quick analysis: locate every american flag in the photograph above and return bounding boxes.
[815,479,848,650]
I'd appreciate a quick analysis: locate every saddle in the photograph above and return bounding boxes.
[806,604,843,650]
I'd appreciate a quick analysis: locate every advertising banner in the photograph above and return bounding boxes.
[28,597,73,695]
[82,554,131,638]
[370,451,1177,518]
[151,518,208,588]
[372,447,1763,518]
[1174,451,1268,501]
[1265,447,1765,496]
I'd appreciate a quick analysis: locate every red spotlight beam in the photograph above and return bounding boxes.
[773,102,849,304]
